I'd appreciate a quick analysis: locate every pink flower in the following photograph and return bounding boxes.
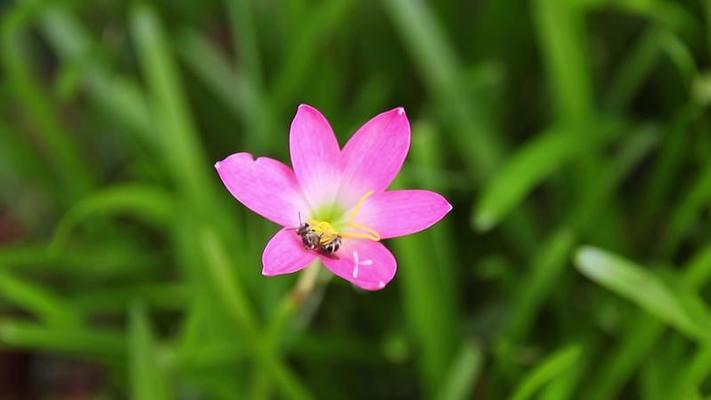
[215,105,452,290]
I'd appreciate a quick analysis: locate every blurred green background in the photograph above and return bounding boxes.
[1,0,711,398]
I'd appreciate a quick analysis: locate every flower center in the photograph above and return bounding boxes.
[307,190,381,244]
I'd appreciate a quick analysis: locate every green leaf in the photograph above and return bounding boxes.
[392,206,458,395]
[682,244,711,290]
[40,6,156,147]
[575,246,709,341]
[176,29,272,152]
[224,0,262,84]
[503,227,576,344]
[200,226,258,335]
[129,303,170,400]
[200,226,312,400]
[130,3,217,212]
[510,345,582,400]
[435,340,483,400]
[604,27,663,111]
[0,3,94,202]
[271,0,355,113]
[0,320,124,363]
[662,163,711,257]
[51,184,175,249]
[384,0,502,176]
[669,344,711,397]
[474,130,579,231]
[582,242,711,400]
[533,0,593,124]
[0,271,80,327]
[72,283,188,314]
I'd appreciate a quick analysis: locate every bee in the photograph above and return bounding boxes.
[296,221,321,250]
[317,232,342,255]
[295,215,342,256]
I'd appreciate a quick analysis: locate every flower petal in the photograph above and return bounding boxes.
[353,190,452,239]
[338,108,410,204]
[215,153,308,227]
[262,228,316,276]
[289,104,342,209]
[320,240,396,290]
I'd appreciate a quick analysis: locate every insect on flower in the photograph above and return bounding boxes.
[215,105,452,290]
[295,213,343,255]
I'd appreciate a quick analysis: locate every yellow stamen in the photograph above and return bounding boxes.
[307,190,381,244]
[346,222,381,241]
[348,190,374,224]
[341,231,380,240]
[346,190,381,241]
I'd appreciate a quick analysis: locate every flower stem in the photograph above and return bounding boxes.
[291,260,321,306]
[250,261,324,400]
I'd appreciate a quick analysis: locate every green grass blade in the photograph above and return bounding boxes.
[0,4,94,201]
[72,283,188,314]
[224,0,263,84]
[661,162,711,257]
[177,29,272,151]
[0,270,81,327]
[474,128,583,231]
[130,4,217,210]
[575,246,708,341]
[539,343,590,400]
[0,242,160,278]
[0,121,56,202]
[532,0,593,124]
[51,184,175,249]
[393,228,458,395]
[177,29,250,120]
[167,341,247,373]
[510,345,581,400]
[129,303,171,400]
[658,29,698,87]
[385,0,502,175]
[604,27,663,112]
[0,320,124,363]
[582,313,664,400]
[640,105,698,229]
[583,242,711,400]
[682,244,711,290]
[409,121,460,318]
[200,226,312,400]
[385,0,541,255]
[498,125,657,364]
[669,344,711,398]
[502,228,576,346]
[40,7,156,146]
[435,340,483,400]
[569,125,659,230]
[201,226,258,335]
[271,0,355,113]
